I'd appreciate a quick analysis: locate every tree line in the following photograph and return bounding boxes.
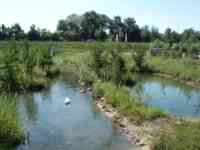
[1,11,200,43]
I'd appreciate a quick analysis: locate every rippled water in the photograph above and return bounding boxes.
[17,78,135,150]
[132,74,200,118]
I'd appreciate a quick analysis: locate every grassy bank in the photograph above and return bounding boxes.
[154,121,200,150]
[93,81,166,124]
[0,95,24,150]
[146,56,200,83]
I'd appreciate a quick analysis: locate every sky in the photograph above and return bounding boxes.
[0,0,200,33]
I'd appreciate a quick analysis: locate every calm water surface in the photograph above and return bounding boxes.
[132,74,200,118]
[17,78,136,150]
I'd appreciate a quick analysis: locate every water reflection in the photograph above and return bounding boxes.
[20,94,38,122]
[132,74,200,117]
[17,79,135,150]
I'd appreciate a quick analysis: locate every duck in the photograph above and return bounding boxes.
[64,97,71,105]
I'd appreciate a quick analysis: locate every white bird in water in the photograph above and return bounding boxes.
[64,97,71,105]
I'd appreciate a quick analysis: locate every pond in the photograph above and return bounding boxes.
[17,78,136,150]
[132,74,200,118]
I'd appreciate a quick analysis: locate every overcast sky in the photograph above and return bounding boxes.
[0,0,200,32]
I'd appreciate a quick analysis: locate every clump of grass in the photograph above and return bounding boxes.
[154,121,200,150]
[0,95,24,149]
[93,81,166,124]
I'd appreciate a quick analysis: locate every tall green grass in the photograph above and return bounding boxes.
[0,41,54,92]
[154,121,200,150]
[54,49,98,84]
[93,81,166,124]
[0,95,24,149]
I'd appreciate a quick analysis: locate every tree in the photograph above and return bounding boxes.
[0,24,10,40]
[51,32,62,41]
[123,17,141,42]
[65,14,83,28]
[181,28,198,42]
[62,22,81,41]
[109,16,124,41]
[151,26,161,41]
[95,14,110,40]
[171,31,180,43]
[40,29,52,41]
[141,25,151,42]
[10,23,25,40]
[164,28,172,43]
[81,11,106,40]
[27,25,40,41]
[57,14,83,40]
[57,19,67,32]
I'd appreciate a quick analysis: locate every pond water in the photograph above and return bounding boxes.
[17,78,136,150]
[132,74,200,118]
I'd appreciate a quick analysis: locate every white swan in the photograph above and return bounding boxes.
[64,97,71,105]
